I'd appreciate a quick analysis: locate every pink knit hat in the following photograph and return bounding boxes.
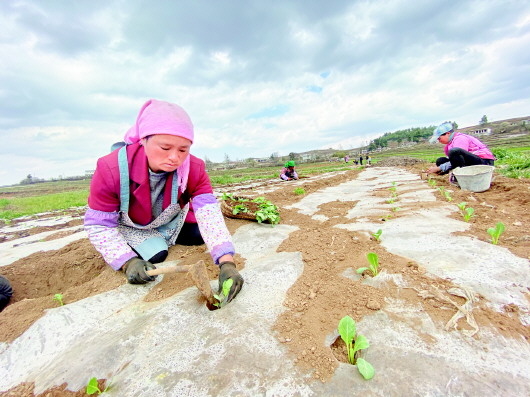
[124,99,194,193]
[123,99,194,144]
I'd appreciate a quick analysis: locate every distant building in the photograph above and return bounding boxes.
[470,128,492,135]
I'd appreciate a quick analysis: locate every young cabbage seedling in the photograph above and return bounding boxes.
[232,204,249,215]
[53,293,64,306]
[252,197,281,225]
[487,222,505,245]
[213,278,234,308]
[457,202,467,212]
[86,377,109,395]
[428,178,437,188]
[293,187,306,195]
[356,252,380,277]
[463,207,475,222]
[371,229,382,242]
[442,190,453,202]
[338,315,375,380]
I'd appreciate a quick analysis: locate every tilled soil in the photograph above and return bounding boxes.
[1,160,529,396]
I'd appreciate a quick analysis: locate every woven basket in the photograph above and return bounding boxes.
[220,196,279,223]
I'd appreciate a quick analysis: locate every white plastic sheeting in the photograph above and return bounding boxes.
[1,167,529,396]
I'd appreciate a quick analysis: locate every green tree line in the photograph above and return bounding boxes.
[367,124,446,151]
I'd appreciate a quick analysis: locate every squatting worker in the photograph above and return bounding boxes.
[0,275,13,312]
[84,99,243,302]
[426,122,495,179]
[280,161,299,181]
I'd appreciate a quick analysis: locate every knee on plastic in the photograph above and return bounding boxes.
[148,250,168,264]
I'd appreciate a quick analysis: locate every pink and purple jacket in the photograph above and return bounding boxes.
[444,132,495,159]
[84,142,235,270]
[280,167,298,180]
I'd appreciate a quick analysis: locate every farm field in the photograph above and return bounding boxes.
[0,155,529,396]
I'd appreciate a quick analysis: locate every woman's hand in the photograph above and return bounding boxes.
[218,261,243,303]
[122,257,157,284]
[426,165,441,174]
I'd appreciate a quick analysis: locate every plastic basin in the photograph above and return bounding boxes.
[452,165,495,192]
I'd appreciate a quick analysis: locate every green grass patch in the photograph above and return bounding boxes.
[0,190,89,220]
[492,148,530,178]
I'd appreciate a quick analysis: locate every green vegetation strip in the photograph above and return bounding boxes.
[0,140,528,221]
[0,190,89,220]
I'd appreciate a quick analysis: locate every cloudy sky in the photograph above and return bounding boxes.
[1,0,529,186]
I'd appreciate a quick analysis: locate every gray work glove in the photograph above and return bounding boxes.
[122,257,157,284]
[218,261,244,303]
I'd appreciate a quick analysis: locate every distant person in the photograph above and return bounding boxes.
[426,122,495,182]
[84,99,243,302]
[0,275,13,312]
[367,155,372,165]
[359,155,363,166]
[280,161,299,180]
[344,155,349,163]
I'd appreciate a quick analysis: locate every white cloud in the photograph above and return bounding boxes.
[0,0,529,185]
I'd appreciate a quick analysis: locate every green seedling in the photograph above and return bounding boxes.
[371,229,382,242]
[428,178,437,188]
[385,197,395,204]
[222,194,280,225]
[457,202,467,212]
[442,190,453,202]
[338,315,375,380]
[390,206,401,212]
[388,182,398,195]
[213,278,234,308]
[356,252,380,277]
[253,197,281,225]
[487,222,505,245]
[53,293,64,306]
[232,204,249,215]
[86,377,109,395]
[293,187,306,195]
[463,207,475,222]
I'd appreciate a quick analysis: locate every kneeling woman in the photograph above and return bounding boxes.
[84,99,242,302]
[427,122,495,176]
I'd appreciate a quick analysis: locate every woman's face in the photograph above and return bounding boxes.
[142,134,191,172]
[438,133,451,144]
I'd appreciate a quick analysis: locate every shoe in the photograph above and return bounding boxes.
[449,173,459,187]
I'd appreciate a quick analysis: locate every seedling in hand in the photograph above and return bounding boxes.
[86,377,109,395]
[338,315,375,380]
[487,222,505,245]
[356,252,380,277]
[371,229,382,242]
[213,278,234,308]
[53,293,64,306]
